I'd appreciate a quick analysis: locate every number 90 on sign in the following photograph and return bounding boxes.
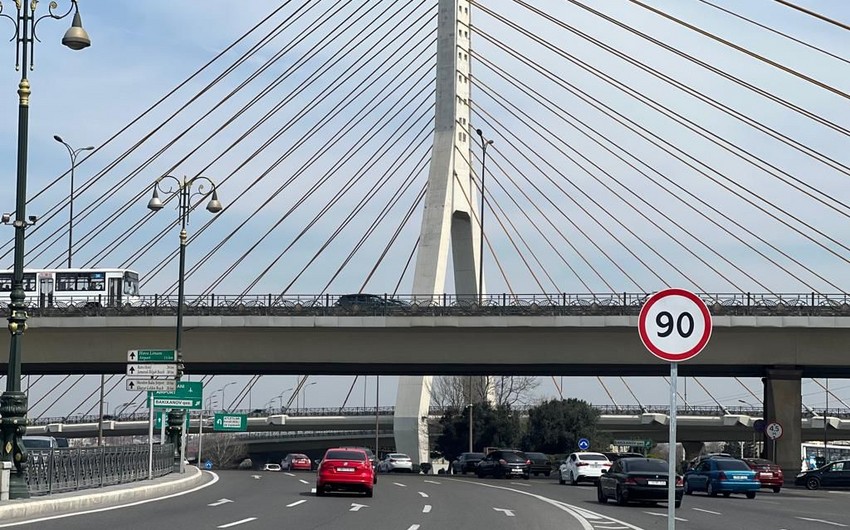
[638,288,712,362]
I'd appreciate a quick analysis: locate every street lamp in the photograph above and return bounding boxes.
[216,381,236,412]
[301,381,317,411]
[0,0,90,499]
[147,175,222,467]
[53,135,94,268]
[475,128,493,306]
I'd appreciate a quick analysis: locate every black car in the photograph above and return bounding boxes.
[476,450,531,480]
[335,293,408,309]
[452,452,485,474]
[795,460,850,490]
[597,457,683,508]
[524,452,552,476]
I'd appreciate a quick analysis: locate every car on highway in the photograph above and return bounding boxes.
[597,457,683,508]
[683,457,760,498]
[559,452,611,485]
[743,457,783,493]
[476,449,531,479]
[524,451,552,477]
[451,452,485,474]
[339,446,378,482]
[281,453,312,471]
[335,293,408,309]
[795,460,850,490]
[261,463,281,472]
[378,453,413,473]
[316,447,375,497]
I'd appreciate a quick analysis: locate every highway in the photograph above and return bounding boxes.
[4,470,849,529]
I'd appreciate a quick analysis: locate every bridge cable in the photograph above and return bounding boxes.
[772,0,850,30]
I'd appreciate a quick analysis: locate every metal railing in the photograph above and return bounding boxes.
[26,443,174,496]
[3,291,850,318]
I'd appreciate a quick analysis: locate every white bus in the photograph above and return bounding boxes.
[0,268,140,308]
[801,442,850,470]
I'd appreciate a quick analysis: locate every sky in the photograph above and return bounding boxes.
[1,1,849,417]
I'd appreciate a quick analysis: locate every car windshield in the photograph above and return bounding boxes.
[715,459,750,471]
[292,454,308,459]
[326,450,366,461]
[624,459,667,472]
[388,454,410,460]
[579,454,608,461]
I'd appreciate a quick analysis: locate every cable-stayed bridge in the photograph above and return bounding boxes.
[2,0,849,480]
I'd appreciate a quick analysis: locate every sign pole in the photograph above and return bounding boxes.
[160,411,166,444]
[148,398,154,480]
[667,362,677,530]
[198,408,204,466]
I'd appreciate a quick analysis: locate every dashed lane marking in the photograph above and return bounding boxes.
[217,518,257,528]
[423,505,432,513]
[299,479,309,484]
[284,472,295,477]
[394,482,407,487]
[692,508,722,515]
[418,491,429,498]
[493,508,515,517]
[208,498,233,507]
[643,511,688,522]
[423,480,441,485]
[407,526,420,530]
[796,517,848,527]
[287,500,306,508]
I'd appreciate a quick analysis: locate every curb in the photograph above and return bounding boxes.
[0,466,205,521]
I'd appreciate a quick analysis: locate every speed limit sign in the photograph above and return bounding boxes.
[638,288,712,362]
[766,422,783,440]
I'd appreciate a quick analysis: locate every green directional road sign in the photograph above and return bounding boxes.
[128,349,177,363]
[149,381,203,410]
[213,413,247,432]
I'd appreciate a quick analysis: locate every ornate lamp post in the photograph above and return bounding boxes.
[0,0,90,499]
[147,175,222,468]
[53,135,94,268]
[475,128,493,306]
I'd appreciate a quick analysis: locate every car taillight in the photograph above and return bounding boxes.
[718,471,727,480]
[577,462,589,467]
[676,476,683,486]
[499,459,507,465]
[624,477,638,485]
[526,460,532,465]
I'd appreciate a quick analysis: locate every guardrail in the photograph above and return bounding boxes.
[26,443,174,496]
[3,292,850,317]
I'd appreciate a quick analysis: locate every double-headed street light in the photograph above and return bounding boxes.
[475,128,493,306]
[53,135,94,268]
[216,381,237,412]
[147,175,222,467]
[0,0,90,499]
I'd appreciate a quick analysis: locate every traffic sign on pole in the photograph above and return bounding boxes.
[213,413,248,432]
[638,288,712,362]
[578,438,590,451]
[127,349,177,363]
[149,381,203,410]
[766,422,783,440]
[126,364,178,377]
[126,378,177,393]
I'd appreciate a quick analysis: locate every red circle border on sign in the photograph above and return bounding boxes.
[638,288,712,363]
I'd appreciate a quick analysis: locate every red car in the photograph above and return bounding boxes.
[316,447,375,497]
[282,453,312,471]
[743,458,783,493]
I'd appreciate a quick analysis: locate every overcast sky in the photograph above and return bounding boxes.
[1,1,849,417]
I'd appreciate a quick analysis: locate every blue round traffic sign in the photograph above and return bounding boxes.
[204,460,213,470]
[578,438,590,451]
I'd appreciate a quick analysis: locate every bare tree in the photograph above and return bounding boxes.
[431,376,540,409]
[202,434,247,469]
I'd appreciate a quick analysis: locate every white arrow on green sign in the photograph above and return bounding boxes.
[213,413,247,432]
[127,349,177,363]
[149,381,203,410]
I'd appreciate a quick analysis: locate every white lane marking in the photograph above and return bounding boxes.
[287,500,306,508]
[0,471,220,528]
[407,526,421,530]
[494,508,515,517]
[218,518,257,528]
[423,505,432,513]
[208,498,233,507]
[299,479,309,484]
[418,491,429,498]
[796,517,848,527]
[424,480,441,484]
[251,475,261,480]
[692,507,722,515]
[284,472,295,477]
[350,503,369,512]
[394,482,407,487]
[830,491,850,495]
[643,511,688,522]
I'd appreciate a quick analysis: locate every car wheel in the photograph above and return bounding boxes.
[772,486,781,493]
[707,482,717,497]
[373,475,378,484]
[674,499,682,509]
[684,480,693,495]
[597,483,608,503]
[477,470,485,479]
[746,491,756,499]
[570,471,578,486]
[806,477,820,490]
[722,492,731,498]
[523,474,530,480]
[559,470,566,485]
[615,485,627,506]
[365,488,373,498]
[315,486,324,497]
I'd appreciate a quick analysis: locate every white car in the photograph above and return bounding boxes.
[262,463,282,472]
[559,452,611,485]
[378,453,413,473]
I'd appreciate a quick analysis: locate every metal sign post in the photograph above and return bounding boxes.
[148,396,155,480]
[639,288,712,530]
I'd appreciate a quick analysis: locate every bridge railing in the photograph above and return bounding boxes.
[6,292,850,317]
[26,443,174,496]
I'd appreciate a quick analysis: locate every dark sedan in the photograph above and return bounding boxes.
[524,452,552,477]
[597,457,683,508]
[451,452,485,474]
[795,460,850,490]
[476,449,531,479]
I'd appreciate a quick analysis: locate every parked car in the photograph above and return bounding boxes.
[559,452,612,485]
[795,460,850,490]
[282,453,312,471]
[476,449,531,479]
[683,457,759,498]
[335,294,408,309]
[452,452,485,474]
[743,458,783,493]
[524,452,552,476]
[316,447,375,497]
[262,463,281,472]
[378,453,413,473]
[597,457,683,508]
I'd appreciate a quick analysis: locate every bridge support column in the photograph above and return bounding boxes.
[681,441,704,463]
[763,368,801,475]
[394,376,432,465]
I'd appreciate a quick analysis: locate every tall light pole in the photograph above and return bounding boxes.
[147,175,222,468]
[468,375,473,453]
[301,381,317,411]
[217,381,236,412]
[53,135,94,268]
[0,0,90,499]
[475,128,493,306]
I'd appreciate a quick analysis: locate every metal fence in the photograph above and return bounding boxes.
[26,443,174,496]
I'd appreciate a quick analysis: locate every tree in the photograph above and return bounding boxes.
[202,433,247,468]
[522,398,603,454]
[434,403,522,462]
[431,376,540,409]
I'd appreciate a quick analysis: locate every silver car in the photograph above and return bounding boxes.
[378,453,413,473]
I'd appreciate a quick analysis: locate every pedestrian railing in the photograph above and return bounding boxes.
[26,444,174,496]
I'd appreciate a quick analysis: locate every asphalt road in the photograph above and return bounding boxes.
[3,470,849,529]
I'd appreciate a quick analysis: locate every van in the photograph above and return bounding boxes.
[21,436,58,450]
